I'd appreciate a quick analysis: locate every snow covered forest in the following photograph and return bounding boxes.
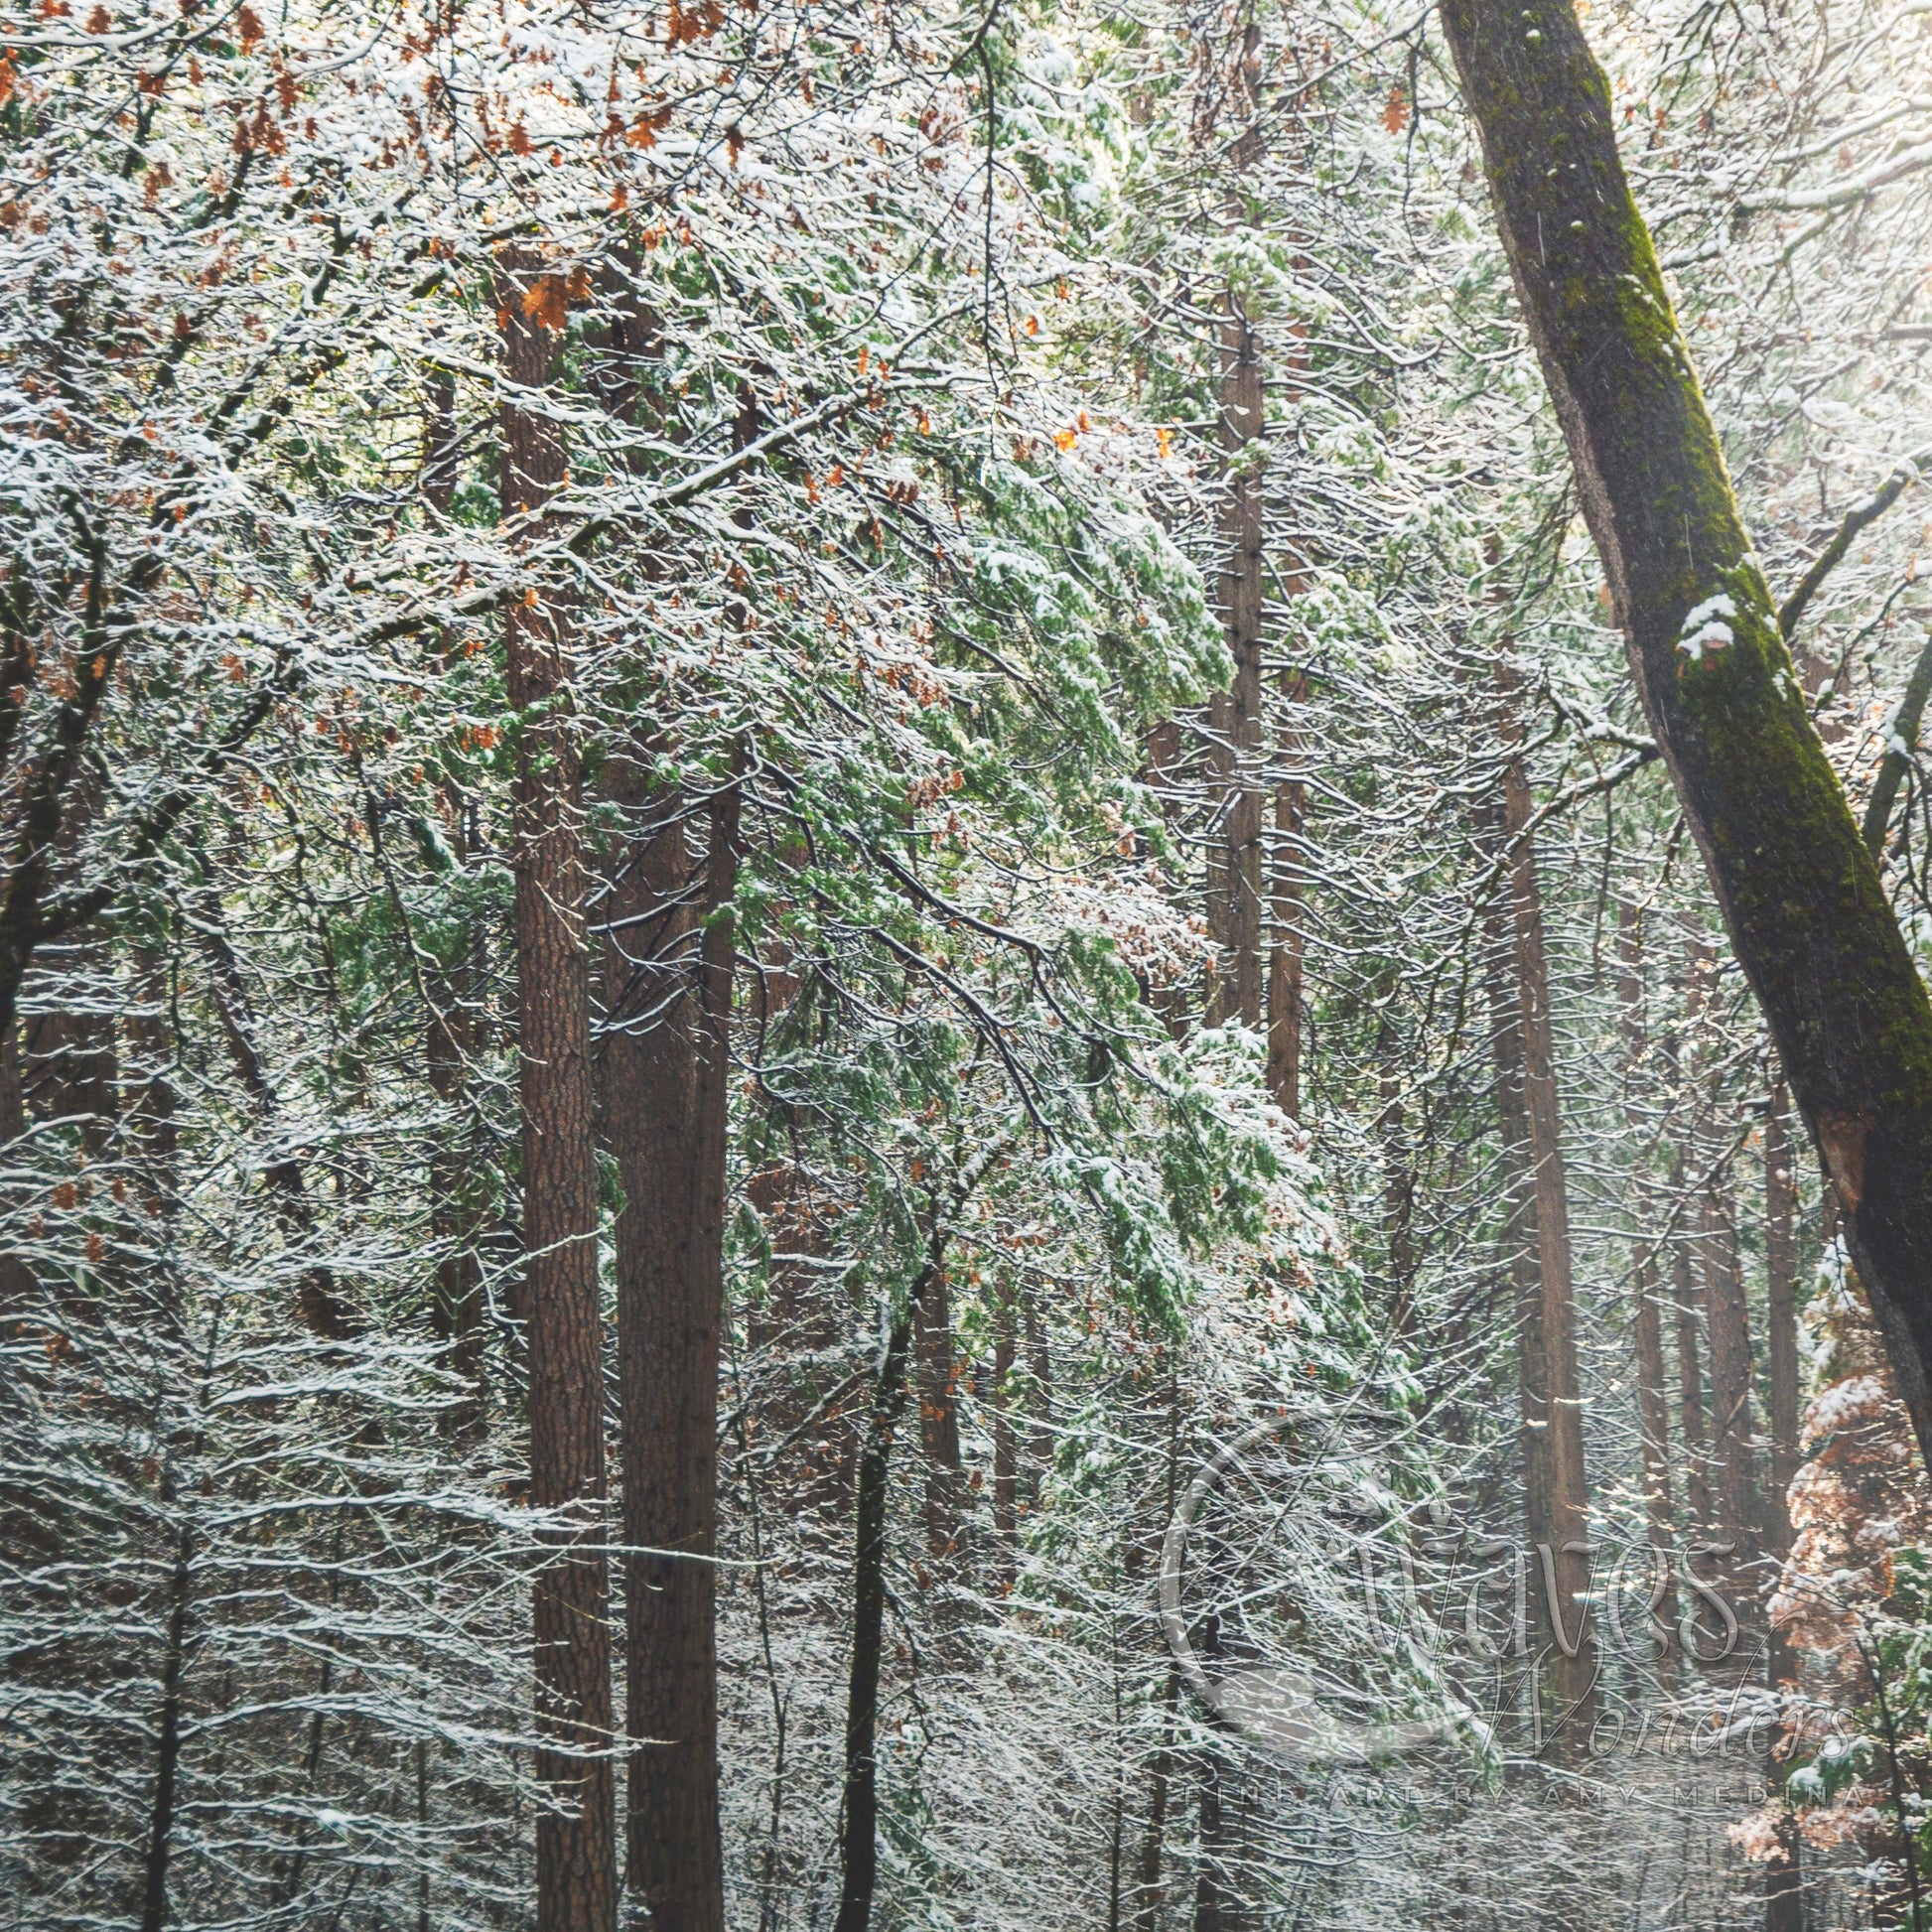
[3,0,1932,1922]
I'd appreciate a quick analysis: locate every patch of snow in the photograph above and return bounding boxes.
[1677,593,1737,663]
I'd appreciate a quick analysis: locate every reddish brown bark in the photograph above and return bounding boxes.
[600,749,739,1929]
[500,244,617,1932]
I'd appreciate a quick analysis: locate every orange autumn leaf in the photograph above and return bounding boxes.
[521,275,568,331]
[1382,85,1410,134]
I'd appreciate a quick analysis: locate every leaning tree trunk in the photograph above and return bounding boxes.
[1440,0,1932,1467]
[500,245,617,1932]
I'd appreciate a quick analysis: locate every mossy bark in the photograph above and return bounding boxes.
[1441,0,1932,1464]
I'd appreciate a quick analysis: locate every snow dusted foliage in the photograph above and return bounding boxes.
[1,0,1930,1919]
[1,1277,546,1927]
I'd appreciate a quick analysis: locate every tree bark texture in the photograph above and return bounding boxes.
[599,748,739,1929]
[500,244,617,1932]
[1440,0,1932,1467]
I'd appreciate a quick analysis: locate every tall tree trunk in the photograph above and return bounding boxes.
[1192,1745,1231,1932]
[991,1294,1018,1589]
[1191,1618,1249,1932]
[188,880,357,1341]
[1264,283,1311,1115]
[136,1510,192,1932]
[1266,673,1307,1116]
[1700,1176,1759,1621]
[601,752,738,1929]
[1672,1155,1714,1538]
[1440,0,1932,1468]
[1207,79,1266,1032]
[1480,816,1552,1594]
[833,1150,1003,1932]
[500,244,617,1932]
[1616,899,1678,1664]
[1207,402,1265,1028]
[832,1300,914,1932]
[1496,647,1599,1745]
[1133,1668,1178,1932]
[1377,1018,1417,1333]
[914,1259,965,1562]
[1025,1291,1052,1506]
[1662,1000,1715,1541]
[1684,938,1760,1621]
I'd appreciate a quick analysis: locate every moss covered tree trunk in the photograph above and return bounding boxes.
[1441,0,1932,1465]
